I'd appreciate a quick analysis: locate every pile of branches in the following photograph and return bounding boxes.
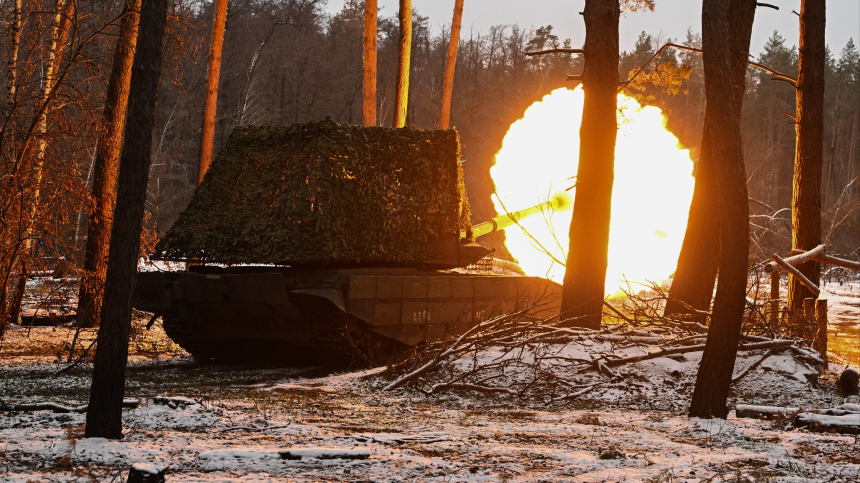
[611,268,824,348]
[383,297,824,402]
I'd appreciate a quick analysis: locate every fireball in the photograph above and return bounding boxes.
[490,86,695,295]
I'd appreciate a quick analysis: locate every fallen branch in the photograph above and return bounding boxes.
[790,249,860,271]
[764,244,826,272]
[732,346,783,384]
[735,405,799,419]
[3,399,138,413]
[795,412,860,435]
[770,254,820,297]
[222,423,291,432]
[52,338,97,377]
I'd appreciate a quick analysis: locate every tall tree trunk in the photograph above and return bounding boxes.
[84,0,169,440]
[6,0,75,326]
[689,0,750,419]
[6,0,21,106]
[362,0,377,126]
[76,0,141,329]
[664,0,756,320]
[393,0,411,128]
[787,0,825,310]
[0,0,22,323]
[560,0,620,329]
[439,0,464,130]
[197,0,228,185]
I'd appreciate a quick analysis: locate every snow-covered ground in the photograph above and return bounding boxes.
[2,322,859,482]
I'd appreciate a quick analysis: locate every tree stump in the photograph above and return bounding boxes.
[127,463,166,483]
[814,298,827,369]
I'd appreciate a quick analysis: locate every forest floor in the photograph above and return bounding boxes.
[1,314,859,482]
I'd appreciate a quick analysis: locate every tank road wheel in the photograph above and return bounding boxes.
[293,294,404,368]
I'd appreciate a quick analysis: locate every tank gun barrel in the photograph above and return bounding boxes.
[462,192,572,238]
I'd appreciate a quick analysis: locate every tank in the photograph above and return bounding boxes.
[133,119,563,366]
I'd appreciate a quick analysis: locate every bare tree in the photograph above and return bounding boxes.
[76,0,141,329]
[788,0,825,310]
[197,0,229,185]
[394,0,411,128]
[439,0,464,130]
[6,0,77,325]
[689,0,750,419]
[85,0,169,440]
[560,0,620,329]
[362,0,377,126]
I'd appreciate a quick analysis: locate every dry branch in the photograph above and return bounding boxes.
[770,254,820,296]
[790,249,860,271]
[3,399,138,413]
[764,244,826,272]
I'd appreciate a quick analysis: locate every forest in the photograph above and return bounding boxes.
[1,0,857,292]
[1,0,859,481]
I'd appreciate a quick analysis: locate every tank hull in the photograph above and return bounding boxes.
[133,267,562,367]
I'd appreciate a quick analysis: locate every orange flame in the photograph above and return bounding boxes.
[490,87,695,296]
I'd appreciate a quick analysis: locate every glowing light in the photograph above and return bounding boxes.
[490,86,695,295]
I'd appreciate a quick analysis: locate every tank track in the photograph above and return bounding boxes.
[161,316,218,361]
[161,316,288,365]
[294,294,403,368]
[161,299,402,367]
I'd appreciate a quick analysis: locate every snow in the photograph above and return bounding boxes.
[2,291,860,481]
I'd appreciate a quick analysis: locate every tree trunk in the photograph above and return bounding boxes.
[362,0,377,126]
[393,0,411,128]
[76,0,141,329]
[787,0,825,311]
[689,0,750,419]
[6,0,21,106]
[84,0,169,440]
[560,0,620,329]
[197,0,228,185]
[439,0,464,130]
[664,0,756,320]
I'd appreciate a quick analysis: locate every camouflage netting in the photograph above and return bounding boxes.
[152,119,471,266]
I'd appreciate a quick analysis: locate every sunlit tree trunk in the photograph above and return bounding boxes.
[85,0,169,440]
[393,0,411,128]
[76,0,141,329]
[664,0,756,320]
[689,0,750,419]
[439,0,464,130]
[362,0,377,126]
[0,0,23,323]
[788,0,825,310]
[6,0,75,326]
[197,0,228,185]
[6,0,22,106]
[560,0,620,329]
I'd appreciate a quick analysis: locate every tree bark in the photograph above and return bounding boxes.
[6,0,22,106]
[362,0,377,126]
[787,0,825,311]
[393,0,411,128]
[664,0,756,320]
[76,0,141,329]
[689,0,750,419]
[560,0,620,329]
[84,0,169,440]
[197,0,228,185]
[439,0,464,130]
